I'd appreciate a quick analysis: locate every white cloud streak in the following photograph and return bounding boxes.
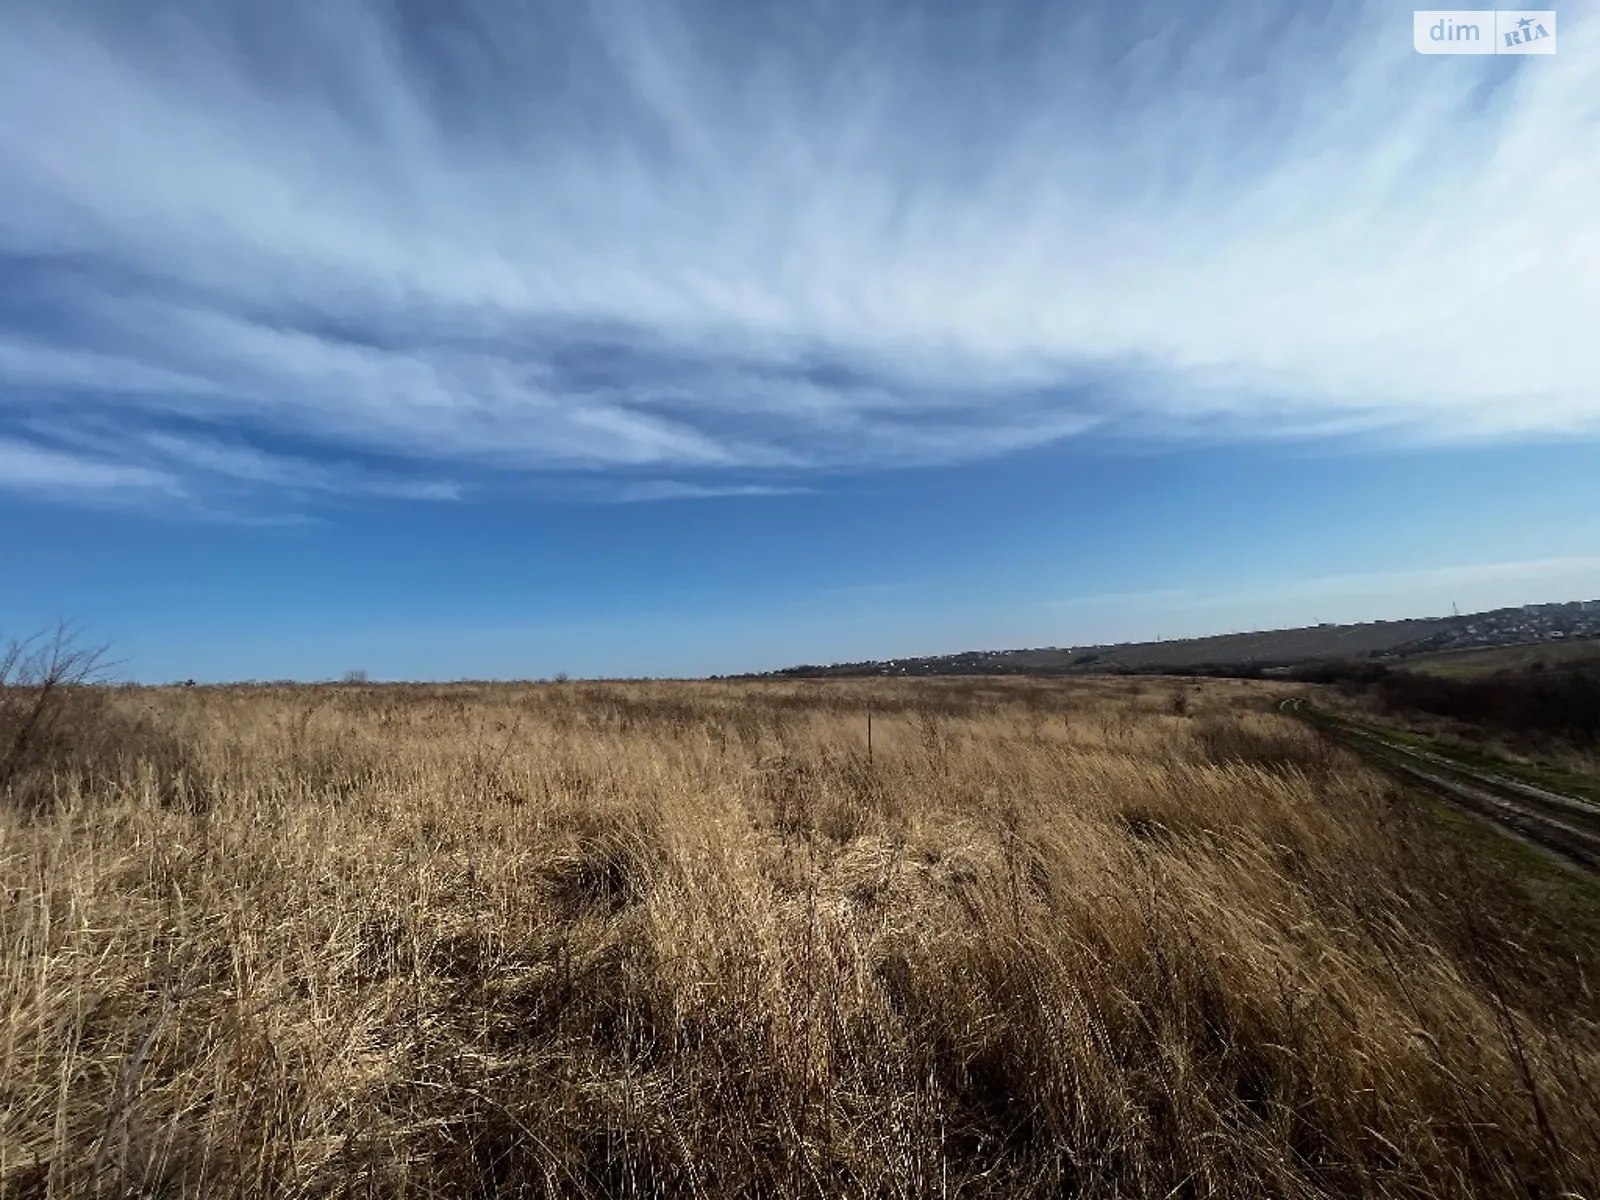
[137,434,463,501]
[606,480,811,502]
[0,438,182,500]
[0,0,1595,501]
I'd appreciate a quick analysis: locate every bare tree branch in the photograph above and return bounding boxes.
[0,622,117,794]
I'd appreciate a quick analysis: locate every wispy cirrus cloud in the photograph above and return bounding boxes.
[0,0,1595,506]
[0,437,182,501]
[6,424,460,512]
[137,433,463,501]
[605,480,812,503]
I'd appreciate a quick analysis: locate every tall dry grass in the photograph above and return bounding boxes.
[1,676,1597,1198]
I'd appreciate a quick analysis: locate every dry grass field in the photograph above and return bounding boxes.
[2,675,1599,1198]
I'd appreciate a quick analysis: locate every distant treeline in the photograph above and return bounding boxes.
[1291,660,1600,747]
[1121,662,1283,680]
[761,656,1600,749]
[1110,655,1600,747]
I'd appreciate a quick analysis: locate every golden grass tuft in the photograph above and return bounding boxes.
[1,676,1597,1197]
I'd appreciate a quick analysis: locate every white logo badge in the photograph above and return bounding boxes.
[1414,10,1555,53]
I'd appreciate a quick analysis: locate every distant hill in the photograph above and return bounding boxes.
[755,600,1600,680]
[1402,636,1600,679]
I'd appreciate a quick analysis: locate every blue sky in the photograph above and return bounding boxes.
[1,0,1596,681]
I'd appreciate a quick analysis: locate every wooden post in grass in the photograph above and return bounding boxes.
[868,711,873,765]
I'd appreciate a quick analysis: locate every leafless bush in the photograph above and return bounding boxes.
[0,623,111,781]
[0,625,209,814]
[0,625,127,807]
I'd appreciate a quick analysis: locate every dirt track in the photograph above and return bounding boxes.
[1281,697,1600,874]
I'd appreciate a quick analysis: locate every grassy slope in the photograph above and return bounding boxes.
[1409,793,1600,934]
[1402,637,1600,678]
[1309,680,1600,801]
[3,677,1599,1198]
[1302,699,1600,807]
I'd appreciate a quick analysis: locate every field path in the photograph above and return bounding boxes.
[1280,697,1600,873]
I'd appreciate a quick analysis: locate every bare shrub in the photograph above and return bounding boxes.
[1,623,113,792]
[0,625,204,812]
